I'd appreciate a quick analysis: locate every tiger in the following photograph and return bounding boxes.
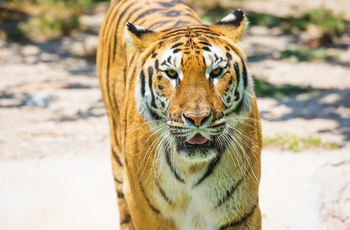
[97,0,262,229]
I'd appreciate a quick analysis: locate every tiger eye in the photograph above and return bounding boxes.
[211,68,221,75]
[165,69,178,79]
[210,67,223,78]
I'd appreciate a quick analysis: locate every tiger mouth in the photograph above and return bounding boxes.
[187,133,209,145]
[177,133,216,150]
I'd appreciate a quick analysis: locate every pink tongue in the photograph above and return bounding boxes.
[187,134,208,145]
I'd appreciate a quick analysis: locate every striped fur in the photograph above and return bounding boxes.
[97,0,262,229]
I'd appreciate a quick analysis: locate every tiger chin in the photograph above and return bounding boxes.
[97,0,262,229]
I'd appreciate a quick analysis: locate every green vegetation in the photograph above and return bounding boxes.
[248,8,349,44]
[20,10,80,41]
[263,134,340,153]
[4,0,105,9]
[2,0,106,41]
[278,47,338,62]
[254,78,316,98]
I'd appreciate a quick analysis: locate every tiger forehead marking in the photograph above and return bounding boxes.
[97,0,262,229]
[156,34,231,84]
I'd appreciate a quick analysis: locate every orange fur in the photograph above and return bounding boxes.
[97,0,262,229]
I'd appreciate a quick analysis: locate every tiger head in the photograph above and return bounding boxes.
[127,10,254,162]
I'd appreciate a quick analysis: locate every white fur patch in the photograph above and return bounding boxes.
[220,13,236,22]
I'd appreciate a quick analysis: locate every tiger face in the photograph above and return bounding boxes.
[128,10,253,162]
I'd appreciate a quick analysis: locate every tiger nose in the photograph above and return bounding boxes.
[184,112,211,127]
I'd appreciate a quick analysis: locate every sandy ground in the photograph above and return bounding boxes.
[0,156,119,230]
[1,150,350,230]
[1,1,350,229]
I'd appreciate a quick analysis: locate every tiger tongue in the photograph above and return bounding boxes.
[187,134,209,145]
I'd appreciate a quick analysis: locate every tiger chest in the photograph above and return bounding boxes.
[151,150,238,230]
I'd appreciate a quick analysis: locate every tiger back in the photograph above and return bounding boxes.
[97,0,262,229]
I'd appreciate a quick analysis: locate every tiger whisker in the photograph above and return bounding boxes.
[224,126,260,185]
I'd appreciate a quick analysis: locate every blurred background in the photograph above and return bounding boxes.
[0,0,349,229]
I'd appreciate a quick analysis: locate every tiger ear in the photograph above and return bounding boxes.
[209,9,247,42]
[126,22,160,52]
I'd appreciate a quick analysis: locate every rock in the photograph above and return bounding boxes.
[22,45,40,56]
[71,35,98,58]
[84,36,98,57]
[39,52,58,62]
[24,91,50,108]
[0,39,7,48]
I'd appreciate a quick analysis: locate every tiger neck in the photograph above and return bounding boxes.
[157,144,223,187]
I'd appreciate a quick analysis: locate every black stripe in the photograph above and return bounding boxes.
[226,95,244,117]
[191,28,221,36]
[148,66,157,108]
[215,172,246,207]
[148,66,154,79]
[155,59,159,71]
[119,212,132,225]
[171,42,183,49]
[233,62,240,101]
[134,8,162,22]
[241,58,248,89]
[112,147,123,167]
[203,46,211,52]
[126,53,137,82]
[112,2,139,61]
[228,76,233,86]
[165,147,185,183]
[193,149,224,187]
[114,177,123,184]
[149,20,172,30]
[165,10,181,17]
[226,52,232,61]
[103,3,121,118]
[117,191,125,198]
[162,30,187,39]
[225,96,244,117]
[209,123,225,129]
[161,59,167,67]
[102,3,120,62]
[214,53,219,62]
[148,105,163,120]
[199,41,212,47]
[173,20,192,28]
[156,0,195,10]
[193,30,221,37]
[156,180,174,205]
[139,182,161,214]
[129,66,138,86]
[219,201,258,230]
[232,95,244,114]
[105,60,117,115]
[140,70,146,97]
[201,55,207,66]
